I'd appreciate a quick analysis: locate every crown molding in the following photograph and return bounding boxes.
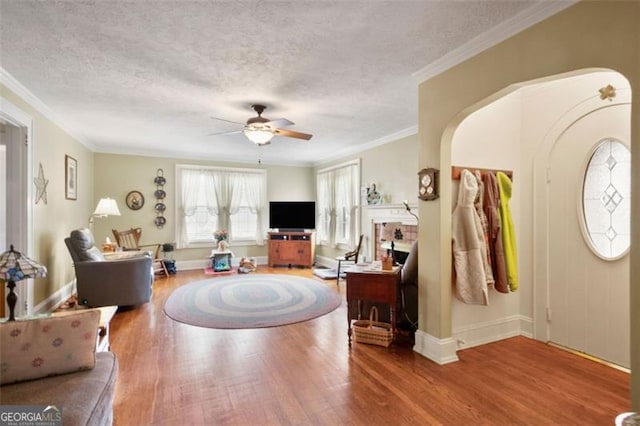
[412,1,578,84]
[314,125,418,167]
[0,67,94,150]
[93,145,318,168]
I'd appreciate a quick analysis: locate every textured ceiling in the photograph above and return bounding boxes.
[0,1,568,166]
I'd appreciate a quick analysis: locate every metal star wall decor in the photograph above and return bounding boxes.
[33,162,49,204]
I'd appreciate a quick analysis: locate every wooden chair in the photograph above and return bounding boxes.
[336,234,364,286]
[112,228,168,276]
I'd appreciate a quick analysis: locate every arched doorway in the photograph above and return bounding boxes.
[446,70,631,369]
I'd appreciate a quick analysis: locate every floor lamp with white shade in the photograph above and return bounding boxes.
[89,197,121,232]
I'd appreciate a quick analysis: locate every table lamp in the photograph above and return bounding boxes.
[0,245,47,321]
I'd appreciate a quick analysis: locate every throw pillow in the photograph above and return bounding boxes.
[0,309,100,385]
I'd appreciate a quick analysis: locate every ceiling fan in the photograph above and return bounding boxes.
[209,104,313,145]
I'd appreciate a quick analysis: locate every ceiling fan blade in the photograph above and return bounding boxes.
[266,118,294,128]
[210,116,245,126]
[274,128,313,140]
[207,130,243,137]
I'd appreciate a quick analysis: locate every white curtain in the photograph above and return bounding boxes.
[202,170,217,218]
[178,166,267,246]
[242,172,267,245]
[316,162,359,248]
[316,171,335,246]
[334,165,357,247]
[177,168,202,248]
[204,170,242,232]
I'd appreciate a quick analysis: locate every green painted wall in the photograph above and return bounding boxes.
[93,153,314,261]
[1,83,94,307]
[313,133,418,261]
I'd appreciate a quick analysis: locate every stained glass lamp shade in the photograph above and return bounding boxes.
[0,245,47,321]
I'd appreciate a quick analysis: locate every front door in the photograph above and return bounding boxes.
[547,104,630,368]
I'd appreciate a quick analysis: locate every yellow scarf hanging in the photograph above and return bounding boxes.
[497,171,517,291]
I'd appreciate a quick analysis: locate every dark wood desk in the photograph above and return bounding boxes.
[346,266,401,346]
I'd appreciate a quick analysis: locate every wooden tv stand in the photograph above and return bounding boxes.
[268,231,315,268]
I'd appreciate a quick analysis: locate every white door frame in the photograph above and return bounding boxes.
[532,87,632,342]
[0,96,34,316]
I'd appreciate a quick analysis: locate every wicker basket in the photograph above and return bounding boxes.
[352,306,393,347]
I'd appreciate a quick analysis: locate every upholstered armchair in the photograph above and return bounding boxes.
[65,228,153,308]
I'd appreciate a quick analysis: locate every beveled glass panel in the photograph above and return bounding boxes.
[583,199,609,234]
[582,138,630,260]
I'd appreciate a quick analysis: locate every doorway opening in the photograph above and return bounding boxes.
[447,70,631,369]
[1,97,34,318]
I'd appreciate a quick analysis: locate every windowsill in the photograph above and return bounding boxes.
[183,239,264,249]
[317,242,351,250]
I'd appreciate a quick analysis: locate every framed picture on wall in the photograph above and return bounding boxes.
[65,155,77,200]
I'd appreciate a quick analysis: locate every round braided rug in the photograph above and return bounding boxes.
[164,274,342,329]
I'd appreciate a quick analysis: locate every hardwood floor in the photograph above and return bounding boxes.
[110,268,630,425]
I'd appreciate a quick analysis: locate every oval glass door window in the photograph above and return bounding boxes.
[581,138,631,260]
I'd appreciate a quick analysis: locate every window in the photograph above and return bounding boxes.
[316,160,360,247]
[581,138,631,260]
[176,165,267,248]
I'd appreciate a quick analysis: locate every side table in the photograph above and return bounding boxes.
[346,265,401,346]
[95,305,118,352]
[54,305,118,352]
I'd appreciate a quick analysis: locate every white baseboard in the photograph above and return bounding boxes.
[413,315,533,364]
[519,315,534,339]
[452,314,533,350]
[176,259,211,271]
[314,255,336,268]
[413,330,460,365]
[33,280,75,314]
[176,256,268,271]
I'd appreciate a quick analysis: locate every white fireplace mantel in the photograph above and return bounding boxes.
[366,203,418,225]
[362,203,418,262]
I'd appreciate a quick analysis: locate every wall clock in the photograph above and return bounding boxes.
[418,168,439,201]
[125,190,145,210]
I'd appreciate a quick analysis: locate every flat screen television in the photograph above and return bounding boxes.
[269,201,316,231]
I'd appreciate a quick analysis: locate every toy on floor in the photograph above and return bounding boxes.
[238,257,257,274]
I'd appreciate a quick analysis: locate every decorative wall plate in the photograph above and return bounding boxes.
[154,168,167,228]
[125,190,145,210]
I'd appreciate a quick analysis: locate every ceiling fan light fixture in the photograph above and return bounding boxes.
[243,128,274,145]
[210,104,312,144]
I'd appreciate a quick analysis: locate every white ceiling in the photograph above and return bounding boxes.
[0,1,574,166]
